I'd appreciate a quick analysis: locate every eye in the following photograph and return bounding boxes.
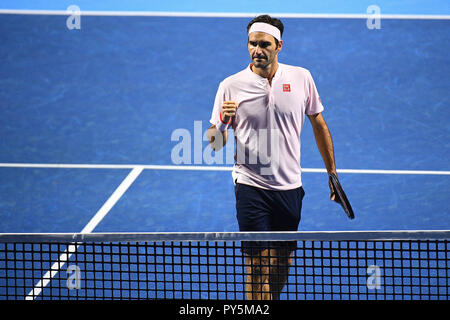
[249,41,257,47]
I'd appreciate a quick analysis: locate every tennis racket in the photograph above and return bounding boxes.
[329,173,355,220]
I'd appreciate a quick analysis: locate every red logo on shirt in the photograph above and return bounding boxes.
[283,84,291,92]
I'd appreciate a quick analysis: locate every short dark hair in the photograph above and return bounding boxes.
[247,15,284,47]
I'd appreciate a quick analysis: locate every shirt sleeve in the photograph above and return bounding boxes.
[305,71,324,115]
[209,82,224,125]
[209,81,231,130]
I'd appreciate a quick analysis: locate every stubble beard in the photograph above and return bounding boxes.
[252,56,271,69]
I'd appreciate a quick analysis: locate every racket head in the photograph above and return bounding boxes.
[329,173,355,220]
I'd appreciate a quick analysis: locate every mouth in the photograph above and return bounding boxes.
[253,56,267,61]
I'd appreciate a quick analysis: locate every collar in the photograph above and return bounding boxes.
[247,63,283,84]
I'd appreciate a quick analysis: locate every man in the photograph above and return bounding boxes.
[207,15,338,300]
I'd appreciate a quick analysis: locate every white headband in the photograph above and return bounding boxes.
[248,22,281,41]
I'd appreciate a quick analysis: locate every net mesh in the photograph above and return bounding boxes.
[0,231,448,300]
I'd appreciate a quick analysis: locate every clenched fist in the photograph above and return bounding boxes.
[220,101,239,124]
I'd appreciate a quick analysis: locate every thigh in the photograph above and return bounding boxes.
[270,187,305,231]
[235,183,272,255]
[235,183,271,232]
[269,187,305,252]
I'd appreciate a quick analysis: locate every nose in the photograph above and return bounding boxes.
[254,45,263,55]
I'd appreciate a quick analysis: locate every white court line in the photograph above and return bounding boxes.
[0,9,449,20]
[25,166,143,300]
[0,163,449,175]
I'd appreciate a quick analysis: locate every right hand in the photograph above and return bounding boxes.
[220,101,239,123]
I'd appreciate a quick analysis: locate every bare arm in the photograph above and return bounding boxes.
[308,112,338,200]
[207,125,228,151]
[308,112,336,174]
[207,101,238,151]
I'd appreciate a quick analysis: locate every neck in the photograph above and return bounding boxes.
[251,59,279,84]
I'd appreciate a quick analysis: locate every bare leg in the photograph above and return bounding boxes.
[268,248,293,300]
[245,249,271,300]
[245,248,293,300]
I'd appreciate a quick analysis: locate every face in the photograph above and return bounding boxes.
[248,32,282,69]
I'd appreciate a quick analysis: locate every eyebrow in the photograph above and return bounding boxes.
[248,40,273,46]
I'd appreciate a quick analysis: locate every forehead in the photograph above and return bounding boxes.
[248,32,275,44]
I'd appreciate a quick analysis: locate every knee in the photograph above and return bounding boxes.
[249,257,270,275]
[269,249,293,267]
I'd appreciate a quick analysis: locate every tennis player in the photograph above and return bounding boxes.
[208,15,338,300]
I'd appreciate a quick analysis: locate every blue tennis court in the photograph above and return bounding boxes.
[0,0,449,302]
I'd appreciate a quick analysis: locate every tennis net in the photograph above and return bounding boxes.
[0,231,448,300]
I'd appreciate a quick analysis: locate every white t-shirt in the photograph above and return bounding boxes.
[210,63,324,190]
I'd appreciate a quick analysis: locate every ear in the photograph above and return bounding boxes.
[277,39,283,52]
